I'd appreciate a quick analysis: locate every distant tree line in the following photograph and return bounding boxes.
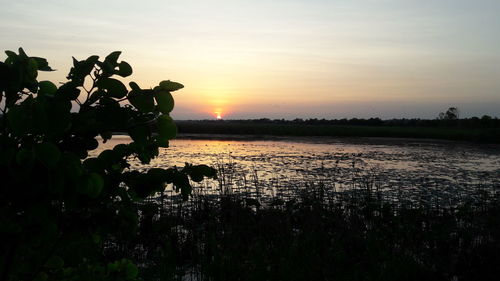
[186,114,499,129]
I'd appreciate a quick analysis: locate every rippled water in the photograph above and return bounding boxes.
[93,135,500,205]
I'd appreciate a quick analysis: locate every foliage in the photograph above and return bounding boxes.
[0,48,216,280]
[125,187,500,281]
[176,120,500,143]
[438,107,460,120]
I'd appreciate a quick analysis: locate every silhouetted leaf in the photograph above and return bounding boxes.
[128,89,155,112]
[129,81,140,91]
[7,101,33,136]
[45,255,64,269]
[33,99,49,133]
[154,89,174,113]
[157,114,177,140]
[16,147,34,167]
[186,164,217,182]
[38,81,57,96]
[32,57,54,71]
[5,50,17,60]
[18,47,28,59]
[173,172,191,200]
[88,172,104,198]
[117,61,132,77]
[46,100,72,137]
[159,80,184,91]
[129,126,149,147]
[125,261,138,279]
[83,158,105,173]
[68,57,96,85]
[98,149,117,167]
[57,81,80,100]
[98,78,127,99]
[113,143,131,158]
[27,58,38,79]
[105,51,121,66]
[35,142,61,168]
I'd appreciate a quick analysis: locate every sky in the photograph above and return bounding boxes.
[1,0,499,119]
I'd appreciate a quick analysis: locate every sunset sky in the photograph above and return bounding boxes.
[1,0,499,119]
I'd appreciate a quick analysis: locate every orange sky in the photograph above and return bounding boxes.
[2,0,500,119]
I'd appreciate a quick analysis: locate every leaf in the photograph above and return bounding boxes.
[62,154,83,181]
[171,172,192,200]
[45,255,64,269]
[31,57,54,71]
[98,149,117,167]
[157,114,177,140]
[186,164,217,182]
[129,125,149,146]
[147,168,170,183]
[117,61,132,77]
[5,50,17,60]
[125,261,138,279]
[97,78,127,99]
[38,81,57,96]
[129,81,140,91]
[46,100,72,137]
[88,172,104,198]
[105,51,121,66]
[100,131,113,142]
[83,158,105,173]
[85,55,99,65]
[113,143,131,158]
[57,81,80,100]
[33,99,49,133]
[159,80,184,91]
[156,137,169,148]
[196,164,218,177]
[154,90,174,114]
[27,58,38,79]
[68,57,95,85]
[7,102,33,136]
[35,142,61,168]
[18,48,28,59]
[16,147,34,167]
[128,89,155,112]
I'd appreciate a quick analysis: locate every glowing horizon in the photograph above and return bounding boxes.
[1,0,500,119]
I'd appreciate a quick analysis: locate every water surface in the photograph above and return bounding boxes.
[93,135,500,205]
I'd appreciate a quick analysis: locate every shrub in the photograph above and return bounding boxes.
[0,48,216,280]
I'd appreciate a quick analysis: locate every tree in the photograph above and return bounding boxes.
[438,107,460,120]
[0,48,216,280]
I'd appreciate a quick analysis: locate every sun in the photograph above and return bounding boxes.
[215,112,222,120]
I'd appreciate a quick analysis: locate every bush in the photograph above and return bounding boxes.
[0,48,216,280]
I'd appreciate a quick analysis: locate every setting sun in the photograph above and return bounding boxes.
[215,112,222,120]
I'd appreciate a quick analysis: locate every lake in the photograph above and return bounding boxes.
[93,135,500,206]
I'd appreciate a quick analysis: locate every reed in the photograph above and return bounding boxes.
[108,158,500,281]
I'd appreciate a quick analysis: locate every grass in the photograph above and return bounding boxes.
[176,120,500,143]
[105,162,500,281]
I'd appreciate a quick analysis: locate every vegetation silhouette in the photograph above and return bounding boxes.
[1,48,499,281]
[438,107,460,120]
[0,48,216,280]
[176,107,500,143]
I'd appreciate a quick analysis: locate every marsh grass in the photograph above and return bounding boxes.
[104,157,500,281]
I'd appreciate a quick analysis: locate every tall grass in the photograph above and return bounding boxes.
[105,159,500,281]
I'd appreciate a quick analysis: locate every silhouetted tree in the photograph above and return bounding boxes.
[438,107,460,120]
